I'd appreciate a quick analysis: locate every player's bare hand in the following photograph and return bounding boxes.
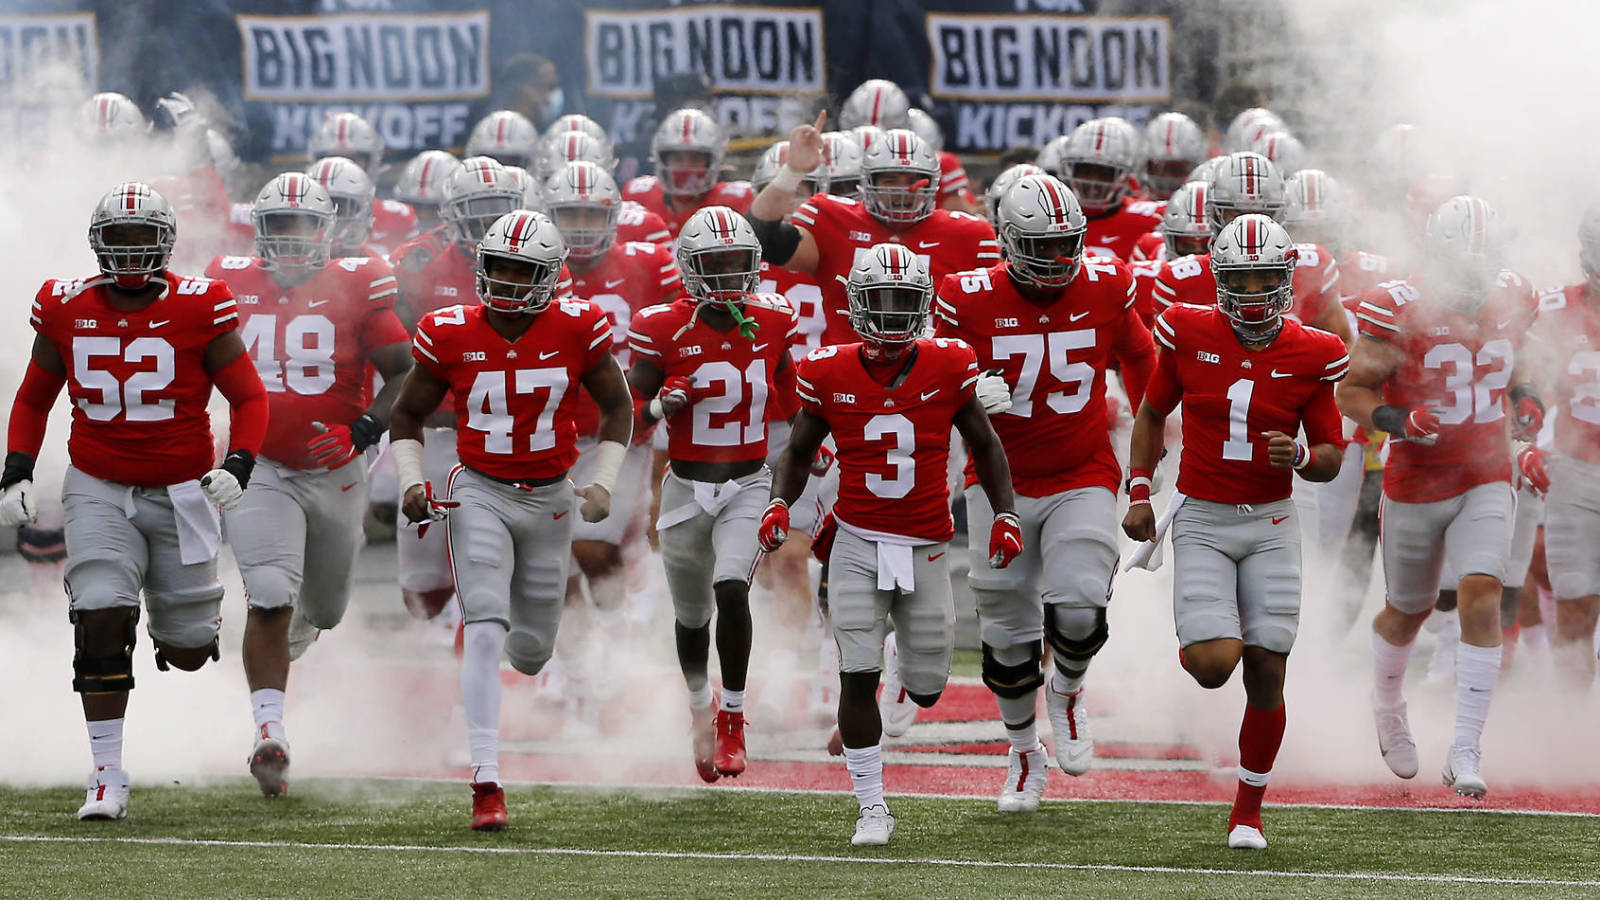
[576,483,611,523]
[1262,431,1299,468]
[401,484,432,523]
[1122,503,1157,542]
[787,110,827,173]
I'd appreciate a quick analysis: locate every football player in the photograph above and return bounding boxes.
[626,208,799,780]
[1124,214,1349,849]
[205,173,413,797]
[906,107,980,214]
[749,113,1001,347]
[0,183,268,820]
[388,211,632,831]
[1337,196,1542,799]
[464,109,542,171]
[1054,118,1165,261]
[1143,112,1208,200]
[935,173,1155,808]
[623,108,754,239]
[306,156,383,259]
[760,242,1021,847]
[305,112,418,254]
[391,150,462,232]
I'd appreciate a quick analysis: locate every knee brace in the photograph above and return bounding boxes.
[1045,606,1108,675]
[71,609,137,694]
[906,690,942,708]
[1500,586,1521,630]
[154,636,220,672]
[981,641,1044,699]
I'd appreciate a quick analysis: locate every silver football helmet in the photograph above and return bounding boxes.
[542,131,616,177]
[651,108,726,197]
[1250,130,1306,177]
[849,125,888,160]
[846,242,932,344]
[441,156,525,246]
[839,80,912,131]
[1207,152,1286,232]
[995,174,1087,289]
[307,112,384,175]
[1423,195,1504,311]
[1160,181,1212,259]
[907,108,944,153]
[1186,156,1228,186]
[1143,112,1206,199]
[475,210,567,315]
[676,206,762,307]
[1211,214,1298,342]
[544,113,609,146]
[502,166,538,210]
[80,92,148,143]
[252,172,336,272]
[984,163,1046,228]
[1282,169,1348,252]
[1059,118,1142,214]
[465,110,540,171]
[393,150,463,225]
[89,182,176,289]
[821,131,864,197]
[542,161,621,262]
[306,156,375,253]
[1035,135,1072,176]
[859,129,940,226]
[1223,107,1285,154]
[1580,206,1600,295]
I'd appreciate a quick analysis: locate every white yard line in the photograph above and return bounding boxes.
[0,834,1593,888]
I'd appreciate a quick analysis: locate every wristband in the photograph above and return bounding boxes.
[1127,498,1152,508]
[771,165,805,192]
[220,449,256,490]
[646,397,666,422]
[1291,441,1310,470]
[1126,467,1154,503]
[1,451,35,490]
[392,437,425,496]
[1371,404,1408,436]
[590,440,627,494]
[349,412,386,453]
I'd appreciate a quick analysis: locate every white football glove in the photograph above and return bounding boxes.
[975,370,1013,415]
[200,469,244,511]
[0,480,38,528]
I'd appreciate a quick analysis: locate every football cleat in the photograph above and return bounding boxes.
[714,709,747,777]
[1046,685,1094,775]
[878,633,918,738]
[249,734,290,797]
[691,704,720,783]
[851,804,895,846]
[997,744,1049,813]
[1442,745,1488,798]
[77,767,130,821]
[1227,824,1268,850]
[1373,697,1419,779]
[470,781,508,831]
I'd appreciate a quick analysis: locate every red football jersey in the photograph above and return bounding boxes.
[1149,304,1349,505]
[31,271,239,487]
[1152,243,1342,328]
[206,255,409,469]
[935,260,1151,496]
[616,200,671,245]
[758,261,828,360]
[565,240,683,435]
[620,177,755,239]
[1537,284,1600,463]
[790,194,1001,345]
[1131,230,1166,263]
[1340,249,1407,311]
[1083,197,1165,261]
[1354,273,1538,502]
[394,237,476,326]
[937,151,974,203]
[412,299,613,481]
[796,338,978,542]
[1130,256,1165,329]
[627,296,798,465]
[368,198,419,257]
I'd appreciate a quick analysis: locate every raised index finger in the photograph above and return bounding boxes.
[812,109,827,132]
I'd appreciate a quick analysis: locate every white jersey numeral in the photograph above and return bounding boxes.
[240,313,338,395]
[991,330,1096,418]
[1222,377,1254,462]
[1422,339,1512,426]
[72,336,177,422]
[688,359,768,447]
[466,368,569,454]
[1570,350,1600,426]
[864,412,915,499]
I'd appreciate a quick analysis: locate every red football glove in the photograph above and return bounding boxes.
[1517,445,1550,495]
[810,444,836,476]
[810,511,837,563]
[988,512,1023,569]
[1403,408,1441,445]
[307,414,384,468]
[758,499,790,552]
[656,375,695,419]
[1512,395,1544,442]
[411,480,461,539]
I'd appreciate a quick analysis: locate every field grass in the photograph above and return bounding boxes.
[3,780,1598,899]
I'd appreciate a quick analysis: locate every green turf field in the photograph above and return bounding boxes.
[2,781,1597,899]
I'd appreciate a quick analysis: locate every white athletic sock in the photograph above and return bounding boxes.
[250,688,287,743]
[687,683,713,710]
[87,719,123,771]
[1004,722,1040,755]
[1050,669,1084,697]
[1453,643,1502,751]
[843,744,885,810]
[720,689,745,713]
[461,622,506,786]
[1370,627,1413,708]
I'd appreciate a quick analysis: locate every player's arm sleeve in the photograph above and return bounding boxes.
[973,222,1001,263]
[7,341,66,459]
[212,348,268,456]
[795,358,824,416]
[626,309,663,365]
[657,247,684,302]
[1302,381,1348,450]
[1353,287,1400,342]
[210,282,240,333]
[1142,315,1182,415]
[748,206,804,265]
[932,277,963,335]
[1151,267,1179,311]
[410,315,450,380]
[956,343,980,400]
[585,306,616,369]
[1112,304,1157,413]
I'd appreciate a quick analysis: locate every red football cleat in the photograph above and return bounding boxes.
[714,709,747,776]
[470,782,507,831]
[692,705,720,783]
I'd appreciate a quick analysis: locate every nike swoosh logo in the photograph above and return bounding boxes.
[927,552,945,562]
[1270,370,1293,378]
[1271,515,1289,525]
[920,389,940,400]
[553,511,568,520]
[341,483,357,492]
[149,320,170,328]
[1069,311,1090,322]
[307,299,329,308]
[752,343,769,352]
[918,241,940,249]
[605,279,627,289]
[539,350,560,360]
[1496,320,1512,329]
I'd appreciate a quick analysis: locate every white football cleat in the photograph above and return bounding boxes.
[878,633,918,738]
[249,735,290,797]
[1372,697,1419,779]
[1227,824,1268,849]
[77,767,130,821]
[1046,685,1093,775]
[996,743,1049,813]
[1442,745,1488,799]
[851,804,895,846]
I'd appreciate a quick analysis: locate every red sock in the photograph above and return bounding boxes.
[1229,702,1285,830]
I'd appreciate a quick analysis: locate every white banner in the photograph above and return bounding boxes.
[585,6,825,100]
[926,14,1169,103]
[239,11,491,102]
[0,13,97,102]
